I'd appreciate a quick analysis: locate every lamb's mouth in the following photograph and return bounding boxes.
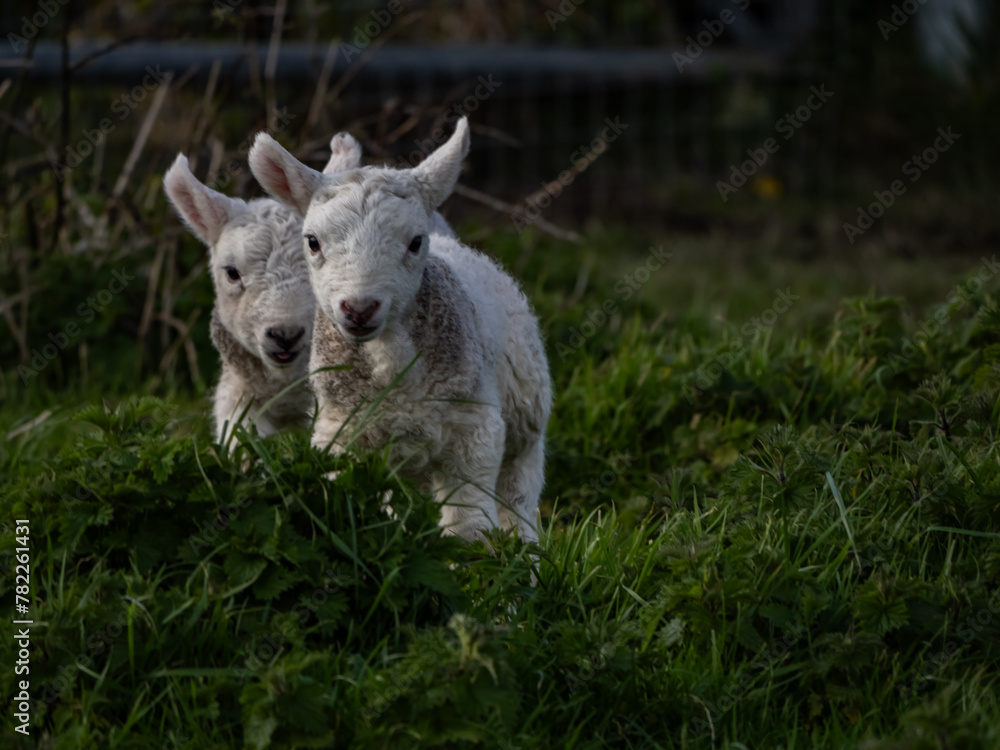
[268,349,301,365]
[342,323,380,341]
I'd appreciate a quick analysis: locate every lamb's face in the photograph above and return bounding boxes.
[302,174,430,343]
[165,152,348,376]
[248,118,470,344]
[211,212,315,369]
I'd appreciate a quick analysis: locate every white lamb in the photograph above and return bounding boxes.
[248,117,552,543]
[163,135,367,445]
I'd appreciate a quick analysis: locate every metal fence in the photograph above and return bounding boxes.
[3,0,852,222]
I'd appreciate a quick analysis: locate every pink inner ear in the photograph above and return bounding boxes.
[172,182,211,239]
[258,153,293,203]
[264,158,294,204]
[275,172,293,203]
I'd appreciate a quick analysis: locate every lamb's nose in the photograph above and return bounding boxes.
[339,299,381,325]
[265,326,305,350]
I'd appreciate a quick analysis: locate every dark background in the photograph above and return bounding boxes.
[0,0,997,393]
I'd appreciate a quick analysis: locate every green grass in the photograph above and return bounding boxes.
[2,225,1000,749]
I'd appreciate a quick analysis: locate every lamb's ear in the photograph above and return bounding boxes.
[323,132,362,175]
[163,153,245,247]
[412,117,470,211]
[248,133,323,216]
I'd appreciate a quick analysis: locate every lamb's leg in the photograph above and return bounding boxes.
[435,416,504,544]
[310,403,349,456]
[252,411,280,440]
[213,367,252,449]
[311,407,350,484]
[436,477,502,544]
[495,438,544,544]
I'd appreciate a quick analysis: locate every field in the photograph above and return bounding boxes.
[3,197,1000,747]
[2,1,1000,743]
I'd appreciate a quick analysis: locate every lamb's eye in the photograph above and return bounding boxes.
[407,235,423,254]
[224,266,241,283]
[306,235,321,254]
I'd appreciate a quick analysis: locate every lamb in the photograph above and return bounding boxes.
[163,134,367,445]
[248,117,552,544]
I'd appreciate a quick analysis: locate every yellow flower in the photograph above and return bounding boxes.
[753,174,783,199]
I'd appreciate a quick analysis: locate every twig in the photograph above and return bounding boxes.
[520,142,607,209]
[303,40,339,137]
[183,329,202,387]
[452,184,581,243]
[89,127,104,195]
[0,289,29,361]
[170,256,209,301]
[206,136,224,182]
[79,340,88,382]
[112,72,173,198]
[69,36,139,74]
[327,12,422,105]
[374,98,397,147]
[151,309,202,390]
[384,112,421,146]
[52,2,73,254]
[0,111,38,144]
[5,410,52,441]
[265,0,287,133]
[690,696,715,747]
[0,36,38,173]
[190,58,222,152]
[138,237,168,342]
[469,122,522,148]
[0,286,37,316]
[159,238,176,355]
[565,258,593,308]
